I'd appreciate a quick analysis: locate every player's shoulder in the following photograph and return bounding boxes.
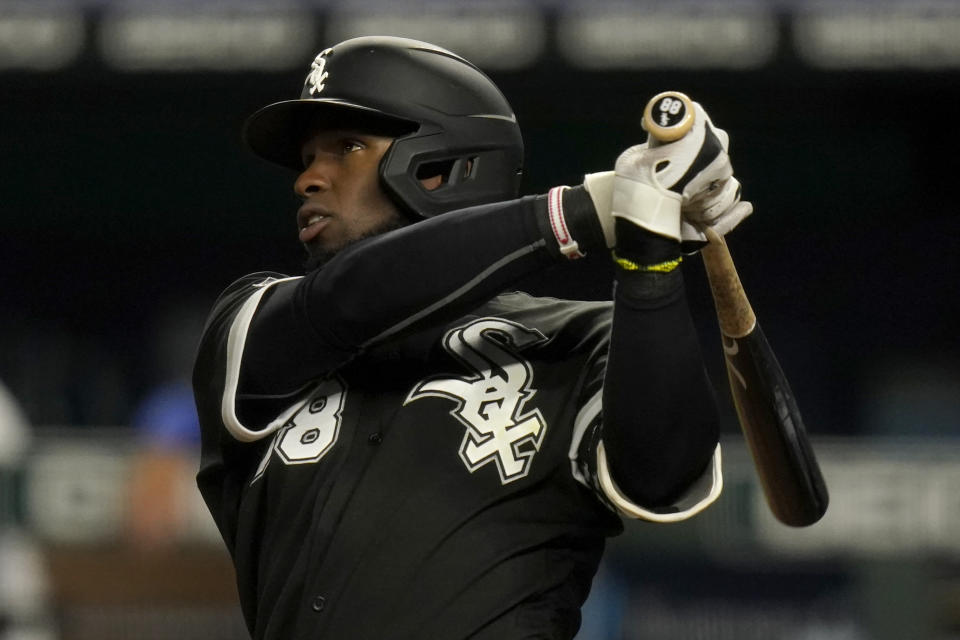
[200,271,299,336]
[209,271,297,309]
[220,271,297,297]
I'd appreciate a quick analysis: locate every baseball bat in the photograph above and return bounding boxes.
[643,92,829,527]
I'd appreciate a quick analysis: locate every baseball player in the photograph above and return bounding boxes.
[192,36,751,639]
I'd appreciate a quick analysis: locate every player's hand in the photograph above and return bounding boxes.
[584,101,752,247]
[616,100,737,241]
[682,175,753,244]
[662,102,752,246]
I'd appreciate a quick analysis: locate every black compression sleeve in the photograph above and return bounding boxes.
[601,266,720,508]
[241,195,607,395]
[557,186,608,253]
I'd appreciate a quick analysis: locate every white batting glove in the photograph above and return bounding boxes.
[584,101,752,245]
[672,109,752,241]
[682,175,753,241]
[583,170,616,247]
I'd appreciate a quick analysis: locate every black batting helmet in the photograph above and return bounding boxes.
[243,36,524,219]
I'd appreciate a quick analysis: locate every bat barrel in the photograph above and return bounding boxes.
[727,325,829,526]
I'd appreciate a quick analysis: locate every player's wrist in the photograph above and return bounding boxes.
[534,185,609,260]
[613,218,680,264]
[610,218,683,302]
[613,261,684,306]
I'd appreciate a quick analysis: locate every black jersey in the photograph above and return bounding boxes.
[196,278,610,635]
[193,196,721,639]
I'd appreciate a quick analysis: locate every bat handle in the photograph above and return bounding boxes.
[642,91,695,142]
[641,91,754,336]
[699,227,757,339]
[642,91,754,337]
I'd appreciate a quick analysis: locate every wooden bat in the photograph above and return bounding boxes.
[643,91,829,527]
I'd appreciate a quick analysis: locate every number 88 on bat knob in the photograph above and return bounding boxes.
[642,91,695,142]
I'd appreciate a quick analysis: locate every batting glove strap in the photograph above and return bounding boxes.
[612,172,682,240]
[584,168,685,245]
[583,171,616,247]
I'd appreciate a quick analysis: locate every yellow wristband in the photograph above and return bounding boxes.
[611,252,683,273]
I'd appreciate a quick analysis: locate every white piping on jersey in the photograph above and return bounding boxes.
[467,113,518,123]
[568,389,602,488]
[597,441,723,523]
[567,389,723,521]
[361,240,546,349]
[221,276,305,442]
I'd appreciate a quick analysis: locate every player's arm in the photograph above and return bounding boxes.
[575,101,752,514]
[599,232,720,510]
[235,194,608,396]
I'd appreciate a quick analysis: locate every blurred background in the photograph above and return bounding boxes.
[1,0,958,638]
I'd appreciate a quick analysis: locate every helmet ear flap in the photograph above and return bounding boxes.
[380,133,455,219]
[381,134,522,219]
[444,157,476,187]
[414,156,476,189]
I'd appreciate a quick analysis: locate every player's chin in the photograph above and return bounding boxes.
[302,240,342,272]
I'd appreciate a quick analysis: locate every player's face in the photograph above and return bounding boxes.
[295,129,408,268]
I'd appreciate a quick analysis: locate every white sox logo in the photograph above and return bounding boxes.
[405,318,548,485]
[305,48,333,95]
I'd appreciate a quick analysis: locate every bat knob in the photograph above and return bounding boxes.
[642,91,695,142]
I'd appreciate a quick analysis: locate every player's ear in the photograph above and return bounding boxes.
[416,158,475,191]
[419,174,443,191]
